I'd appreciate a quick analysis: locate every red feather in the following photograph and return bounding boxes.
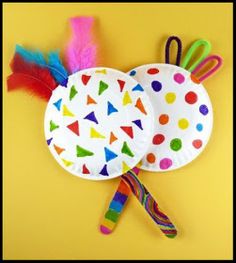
[7,53,58,101]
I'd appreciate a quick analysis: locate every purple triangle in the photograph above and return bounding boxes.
[84,111,99,124]
[46,138,53,145]
[99,164,109,176]
[61,78,68,87]
[132,119,143,130]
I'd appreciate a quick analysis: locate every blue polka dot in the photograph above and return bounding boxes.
[199,104,209,115]
[196,123,203,131]
[151,80,162,92]
[129,70,136,76]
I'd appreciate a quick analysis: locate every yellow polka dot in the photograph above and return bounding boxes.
[165,92,176,104]
[178,118,189,129]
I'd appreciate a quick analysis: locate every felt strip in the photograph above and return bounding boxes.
[165,36,182,66]
[181,39,212,72]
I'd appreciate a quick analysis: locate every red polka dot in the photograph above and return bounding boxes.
[153,134,165,145]
[147,68,159,74]
[192,139,202,149]
[185,91,198,104]
[159,114,169,125]
[146,153,156,163]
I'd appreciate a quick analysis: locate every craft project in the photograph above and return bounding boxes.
[100,36,223,234]
[7,17,178,238]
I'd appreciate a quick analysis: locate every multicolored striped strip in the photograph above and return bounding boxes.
[100,167,177,238]
[100,167,139,234]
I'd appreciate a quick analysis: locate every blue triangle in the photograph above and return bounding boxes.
[132,119,143,130]
[104,147,118,162]
[53,98,62,111]
[46,137,53,145]
[107,101,118,116]
[84,111,99,124]
[61,78,68,87]
[99,164,109,176]
[132,84,144,91]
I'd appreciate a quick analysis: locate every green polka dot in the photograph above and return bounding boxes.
[170,138,182,151]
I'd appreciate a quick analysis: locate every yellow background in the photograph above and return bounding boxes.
[3,3,233,260]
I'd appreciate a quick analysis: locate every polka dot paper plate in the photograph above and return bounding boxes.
[44,67,154,180]
[128,63,213,172]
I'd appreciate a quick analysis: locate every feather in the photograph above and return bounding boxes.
[7,53,57,101]
[65,17,97,73]
[47,51,69,86]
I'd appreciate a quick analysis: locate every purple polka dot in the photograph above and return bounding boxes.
[173,73,185,84]
[199,104,209,115]
[159,158,173,170]
[151,80,162,92]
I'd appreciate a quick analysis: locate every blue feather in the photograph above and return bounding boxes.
[48,51,68,86]
[15,45,47,66]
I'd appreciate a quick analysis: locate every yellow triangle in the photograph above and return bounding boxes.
[61,158,74,167]
[95,69,107,74]
[90,127,106,139]
[136,160,142,168]
[123,91,132,106]
[122,161,131,173]
[63,105,75,117]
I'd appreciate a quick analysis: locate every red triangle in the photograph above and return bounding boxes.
[87,95,97,105]
[67,121,79,136]
[81,74,91,85]
[82,164,90,174]
[120,126,134,139]
[117,79,126,92]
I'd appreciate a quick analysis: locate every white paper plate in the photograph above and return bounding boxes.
[44,67,154,180]
[128,64,213,172]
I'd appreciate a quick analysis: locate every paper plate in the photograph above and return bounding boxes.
[44,67,154,180]
[128,63,213,172]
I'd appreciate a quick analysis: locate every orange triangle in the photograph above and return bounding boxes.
[87,95,97,105]
[53,144,65,155]
[135,98,147,115]
[109,132,118,144]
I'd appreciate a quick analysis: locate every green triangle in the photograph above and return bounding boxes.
[76,145,94,157]
[121,141,134,157]
[98,80,109,95]
[69,85,78,101]
[50,120,59,132]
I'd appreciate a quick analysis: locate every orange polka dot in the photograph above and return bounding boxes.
[159,114,169,125]
[146,153,156,163]
[190,74,201,84]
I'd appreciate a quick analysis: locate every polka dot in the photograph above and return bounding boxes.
[159,114,169,125]
[147,68,159,74]
[178,118,189,129]
[185,91,198,104]
[152,134,165,145]
[196,123,203,131]
[190,74,200,84]
[129,70,136,76]
[173,73,185,84]
[151,80,162,92]
[159,158,173,170]
[192,139,202,149]
[165,92,176,104]
[146,153,156,163]
[170,138,182,151]
[199,104,209,115]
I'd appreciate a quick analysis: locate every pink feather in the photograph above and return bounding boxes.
[65,17,97,73]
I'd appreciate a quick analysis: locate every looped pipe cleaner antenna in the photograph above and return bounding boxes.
[181,39,212,72]
[165,36,182,66]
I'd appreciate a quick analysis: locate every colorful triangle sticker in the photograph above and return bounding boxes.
[63,105,75,117]
[81,74,91,85]
[99,164,109,176]
[53,98,62,111]
[76,145,94,157]
[67,121,79,136]
[107,101,118,115]
[132,119,143,130]
[120,126,134,139]
[47,137,53,145]
[109,132,118,145]
[98,80,109,95]
[69,85,78,100]
[87,95,97,105]
[82,164,90,174]
[123,91,132,105]
[95,69,107,74]
[90,127,106,138]
[121,141,134,157]
[132,84,144,91]
[104,147,118,162]
[53,144,65,155]
[135,98,147,115]
[50,120,59,132]
[84,111,99,124]
[122,161,131,173]
[62,158,74,167]
[117,79,125,92]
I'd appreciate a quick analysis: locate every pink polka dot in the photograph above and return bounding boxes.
[173,73,185,84]
[192,139,203,149]
[159,158,173,170]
